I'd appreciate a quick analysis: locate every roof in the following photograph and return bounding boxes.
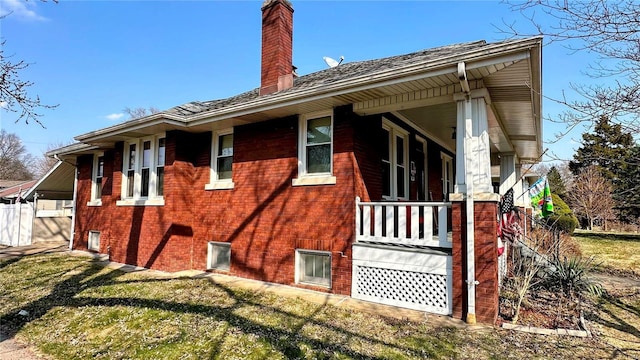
[23,161,76,201]
[57,37,543,163]
[166,40,491,117]
[0,180,29,189]
[0,180,37,200]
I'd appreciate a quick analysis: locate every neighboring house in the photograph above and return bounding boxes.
[0,180,37,204]
[51,0,542,324]
[0,162,75,246]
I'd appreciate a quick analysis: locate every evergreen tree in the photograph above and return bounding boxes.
[547,166,566,198]
[570,116,637,224]
[615,145,640,224]
[569,116,633,179]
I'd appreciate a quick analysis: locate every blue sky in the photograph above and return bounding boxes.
[1,0,599,163]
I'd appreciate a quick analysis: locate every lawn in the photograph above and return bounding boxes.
[0,253,637,359]
[574,231,640,278]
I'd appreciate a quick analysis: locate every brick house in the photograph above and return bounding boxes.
[52,0,542,324]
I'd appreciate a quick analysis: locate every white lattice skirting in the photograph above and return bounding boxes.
[352,245,452,315]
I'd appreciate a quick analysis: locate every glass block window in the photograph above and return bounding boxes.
[207,242,231,271]
[88,231,100,251]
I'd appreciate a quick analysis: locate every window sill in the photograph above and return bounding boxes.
[292,175,336,187]
[116,198,165,207]
[204,181,235,190]
[86,200,102,207]
[298,280,331,289]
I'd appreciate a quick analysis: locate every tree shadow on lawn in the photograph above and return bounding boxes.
[0,257,22,270]
[586,290,640,359]
[0,257,455,359]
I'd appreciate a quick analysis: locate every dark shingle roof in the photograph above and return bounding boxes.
[165,39,490,117]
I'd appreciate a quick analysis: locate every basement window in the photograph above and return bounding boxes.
[88,231,100,252]
[207,242,231,271]
[296,250,331,288]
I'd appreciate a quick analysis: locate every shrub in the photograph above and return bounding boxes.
[546,194,579,234]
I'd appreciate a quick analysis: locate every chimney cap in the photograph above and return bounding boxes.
[262,0,293,11]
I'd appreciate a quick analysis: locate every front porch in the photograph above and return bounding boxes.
[351,197,502,322]
[346,43,541,323]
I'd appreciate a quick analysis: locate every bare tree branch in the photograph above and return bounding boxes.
[0,0,59,126]
[122,106,160,120]
[566,165,616,229]
[0,129,35,180]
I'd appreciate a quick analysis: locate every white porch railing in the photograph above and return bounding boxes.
[355,197,452,248]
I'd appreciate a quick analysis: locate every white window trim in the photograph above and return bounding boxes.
[88,152,104,207]
[382,118,409,201]
[292,110,336,187]
[88,230,100,251]
[416,136,428,201]
[441,152,453,201]
[205,128,235,190]
[118,133,165,207]
[207,241,231,271]
[295,249,332,288]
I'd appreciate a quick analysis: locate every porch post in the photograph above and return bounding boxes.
[513,165,525,207]
[452,89,497,325]
[454,91,493,195]
[454,100,467,194]
[498,153,517,195]
[468,95,493,193]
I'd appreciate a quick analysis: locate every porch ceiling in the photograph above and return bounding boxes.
[354,56,541,164]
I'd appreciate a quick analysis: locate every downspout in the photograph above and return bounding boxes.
[15,189,22,247]
[60,155,79,252]
[32,192,38,244]
[458,62,478,324]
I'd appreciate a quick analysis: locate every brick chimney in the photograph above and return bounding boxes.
[260,0,294,96]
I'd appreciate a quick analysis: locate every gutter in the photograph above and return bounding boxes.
[61,154,79,252]
[464,97,478,324]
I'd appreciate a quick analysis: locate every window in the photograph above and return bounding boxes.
[441,153,453,201]
[293,111,336,186]
[89,153,104,206]
[296,250,331,288]
[206,129,234,190]
[118,134,165,206]
[382,119,409,200]
[207,242,231,270]
[88,231,100,251]
[156,138,165,196]
[126,143,136,198]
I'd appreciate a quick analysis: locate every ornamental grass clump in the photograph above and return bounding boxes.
[545,256,604,299]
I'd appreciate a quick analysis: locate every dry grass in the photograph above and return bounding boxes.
[574,232,640,278]
[0,253,636,359]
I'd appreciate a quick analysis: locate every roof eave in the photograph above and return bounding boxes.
[74,37,543,146]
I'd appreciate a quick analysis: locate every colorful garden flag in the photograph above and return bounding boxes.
[530,176,554,217]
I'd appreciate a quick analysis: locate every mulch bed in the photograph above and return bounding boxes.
[499,287,584,330]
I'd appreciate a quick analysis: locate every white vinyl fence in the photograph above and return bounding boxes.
[0,203,34,246]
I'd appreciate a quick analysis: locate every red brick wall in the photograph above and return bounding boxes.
[451,201,465,319]
[73,139,193,273]
[473,201,499,323]
[352,114,383,202]
[451,200,499,324]
[73,109,360,295]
